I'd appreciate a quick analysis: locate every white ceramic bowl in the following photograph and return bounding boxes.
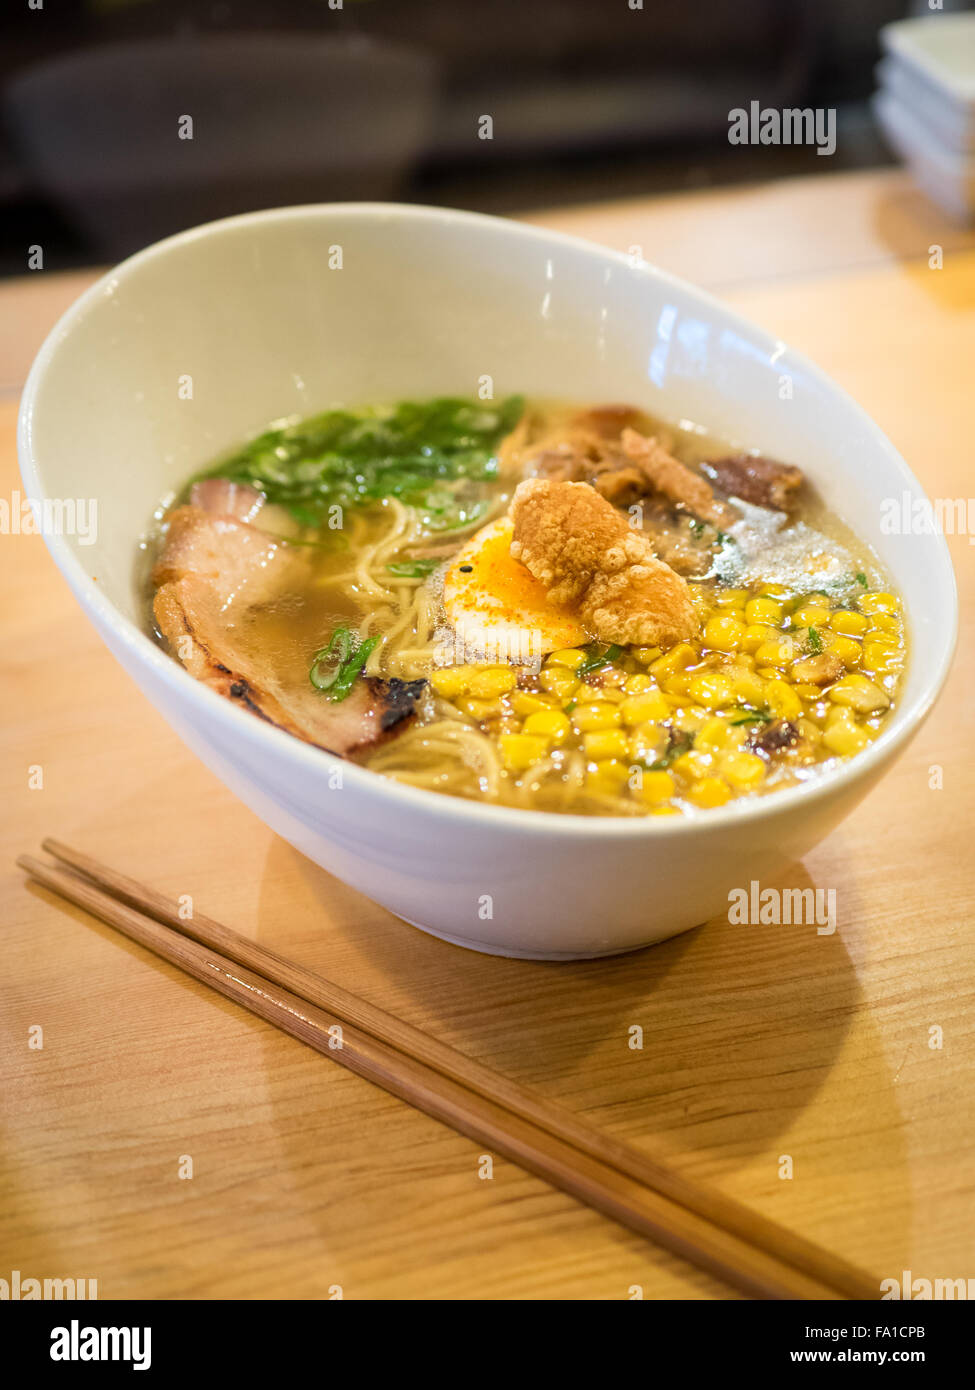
[18,204,957,958]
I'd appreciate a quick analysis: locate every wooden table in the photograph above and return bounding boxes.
[2,169,973,1300]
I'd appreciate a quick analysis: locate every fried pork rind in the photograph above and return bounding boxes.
[619,428,736,527]
[509,478,699,647]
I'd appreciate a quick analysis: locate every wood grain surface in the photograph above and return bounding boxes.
[1,169,973,1300]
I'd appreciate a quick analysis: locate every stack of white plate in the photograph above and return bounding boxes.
[874,12,975,221]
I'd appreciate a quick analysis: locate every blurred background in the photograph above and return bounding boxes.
[0,0,972,276]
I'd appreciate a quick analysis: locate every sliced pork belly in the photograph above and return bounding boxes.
[189,478,266,523]
[152,496,423,757]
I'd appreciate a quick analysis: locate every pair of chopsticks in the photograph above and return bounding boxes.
[18,840,878,1301]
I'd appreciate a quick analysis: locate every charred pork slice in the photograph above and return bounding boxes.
[152,498,424,756]
[700,453,803,512]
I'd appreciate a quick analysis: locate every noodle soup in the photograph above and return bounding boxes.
[146,396,906,817]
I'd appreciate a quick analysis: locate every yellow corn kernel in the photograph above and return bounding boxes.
[629,724,668,762]
[869,614,902,637]
[620,689,671,725]
[822,719,869,756]
[523,709,571,744]
[862,641,904,674]
[498,733,549,771]
[650,643,697,679]
[510,691,555,716]
[571,700,622,732]
[672,705,709,733]
[861,631,899,652]
[753,635,798,668]
[672,750,713,781]
[704,614,747,652]
[546,647,586,670]
[455,696,499,720]
[720,750,767,790]
[465,665,517,698]
[539,666,579,700]
[696,716,732,751]
[823,633,862,668]
[688,776,732,808]
[792,683,823,701]
[430,666,470,698]
[760,583,791,598]
[742,623,780,654]
[798,716,823,745]
[744,596,784,626]
[714,587,749,608]
[732,669,766,705]
[828,674,890,713]
[622,672,654,694]
[765,679,802,720]
[792,604,831,628]
[586,681,626,702]
[661,673,694,697]
[825,704,855,728]
[585,759,629,795]
[632,645,663,665]
[583,728,630,761]
[636,769,676,805]
[829,609,869,637]
[688,672,735,708]
[859,592,898,616]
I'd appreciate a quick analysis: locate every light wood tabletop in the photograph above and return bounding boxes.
[2,168,973,1300]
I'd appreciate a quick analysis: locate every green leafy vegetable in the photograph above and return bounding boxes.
[806,626,823,652]
[309,628,380,701]
[201,395,524,528]
[856,572,868,588]
[729,706,773,727]
[576,642,623,678]
[386,558,441,579]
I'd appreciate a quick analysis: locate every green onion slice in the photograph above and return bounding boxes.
[309,629,381,700]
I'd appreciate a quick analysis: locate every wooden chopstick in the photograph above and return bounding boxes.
[18,845,877,1301]
[39,837,878,1301]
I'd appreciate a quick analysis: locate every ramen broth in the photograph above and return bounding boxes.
[146,397,906,817]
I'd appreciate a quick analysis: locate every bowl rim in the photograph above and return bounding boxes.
[17,199,959,840]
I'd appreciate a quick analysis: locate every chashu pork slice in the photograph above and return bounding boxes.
[152,484,424,756]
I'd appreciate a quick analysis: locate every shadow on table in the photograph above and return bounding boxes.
[257,839,902,1173]
[247,835,912,1283]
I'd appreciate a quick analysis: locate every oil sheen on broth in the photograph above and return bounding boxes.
[146,396,906,817]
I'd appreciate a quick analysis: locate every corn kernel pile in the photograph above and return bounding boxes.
[428,581,906,815]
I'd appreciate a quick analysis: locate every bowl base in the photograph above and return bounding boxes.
[395,914,656,960]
